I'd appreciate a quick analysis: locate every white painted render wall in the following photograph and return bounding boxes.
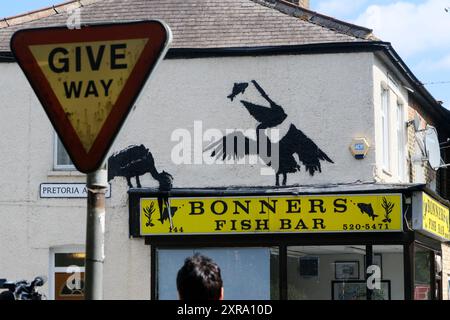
[0,52,397,299]
[112,52,376,188]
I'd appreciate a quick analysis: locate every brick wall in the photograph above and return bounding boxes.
[407,99,437,187]
[407,107,416,182]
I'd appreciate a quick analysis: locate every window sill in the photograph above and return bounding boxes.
[48,170,85,177]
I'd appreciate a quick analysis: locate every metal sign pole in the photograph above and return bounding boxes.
[85,166,107,300]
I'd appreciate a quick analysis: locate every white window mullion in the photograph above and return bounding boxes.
[381,87,391,171]
[397,102,405,181]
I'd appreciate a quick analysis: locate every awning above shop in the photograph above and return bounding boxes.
[128,182,426,197]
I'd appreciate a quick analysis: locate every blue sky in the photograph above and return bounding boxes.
[311,0,450,110]
[1,0,449,109]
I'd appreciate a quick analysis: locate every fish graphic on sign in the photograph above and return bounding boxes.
[356,203,379,221]
[354,197,394,223]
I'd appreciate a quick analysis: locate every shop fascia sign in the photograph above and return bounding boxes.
[138,193,403,236]
[413,191,450,242]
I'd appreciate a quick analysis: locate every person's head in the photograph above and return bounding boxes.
[176,253,223,300]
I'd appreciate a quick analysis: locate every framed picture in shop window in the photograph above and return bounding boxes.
[299,256,319,278]
[331,280,391,300]
[334,261,359,280]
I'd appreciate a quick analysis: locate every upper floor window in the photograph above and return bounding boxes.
[396,101,406,180]
[381,86,390,171]
[54,134,75,170]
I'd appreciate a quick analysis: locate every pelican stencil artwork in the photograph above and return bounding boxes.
[205,80,334,186]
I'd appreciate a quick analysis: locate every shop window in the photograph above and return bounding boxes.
[287,245,404,300]
[414,246,432,300]
[54,134,75,170]
[287,245,366,300]
[373,245,404,300]
[49,247,85,300]
[155,247,279,300]
[447,275,450,300]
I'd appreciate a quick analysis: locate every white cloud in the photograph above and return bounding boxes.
[354,0,450,58]
[315,0,369,19]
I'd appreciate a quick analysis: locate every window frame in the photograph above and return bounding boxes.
[53,133,76,171]
[381,85,391,172]
[396,101,406,181]
[49,245,85,300]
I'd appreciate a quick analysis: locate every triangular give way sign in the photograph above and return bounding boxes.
[11,20,172,173]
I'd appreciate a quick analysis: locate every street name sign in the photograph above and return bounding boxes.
[11,20,172,173]
[40,183,112,198]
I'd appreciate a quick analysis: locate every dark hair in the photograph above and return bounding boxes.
[176,254,223,300]
[0,291,15,300]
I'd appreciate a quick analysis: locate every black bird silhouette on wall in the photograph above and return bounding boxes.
[205,80,334,186]
[241,80,287,131]
[227,82,248,101]
[108,144,174,228]
[108,144,173,190]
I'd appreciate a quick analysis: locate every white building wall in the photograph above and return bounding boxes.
[111,52,376,188]
[0,52,377,299]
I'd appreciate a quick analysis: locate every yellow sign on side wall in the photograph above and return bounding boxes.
[413,192,450,241]
[140,194,403,236]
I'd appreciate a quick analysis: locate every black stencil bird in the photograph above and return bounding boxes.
[108,144,175,229]
[240,80,287,132]
[205,80,333,186]
[227,82,249,101]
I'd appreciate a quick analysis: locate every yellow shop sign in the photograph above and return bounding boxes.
[139,194,403,236]
[413,192,450,241]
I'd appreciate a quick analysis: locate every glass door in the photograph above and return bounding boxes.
[414,245,432,300]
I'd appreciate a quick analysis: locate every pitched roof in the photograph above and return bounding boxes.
[0,0,374,52]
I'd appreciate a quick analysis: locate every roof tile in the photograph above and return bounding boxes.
[0,0,374,52]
